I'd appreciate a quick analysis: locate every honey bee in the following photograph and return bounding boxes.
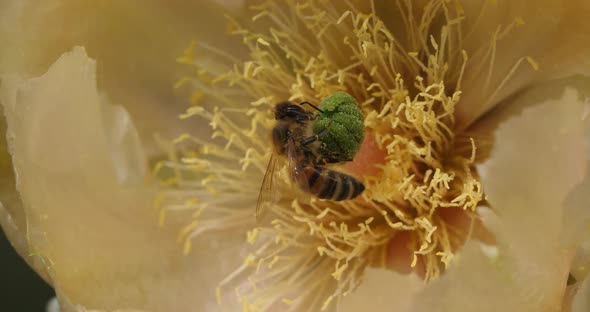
[256,101,365,218]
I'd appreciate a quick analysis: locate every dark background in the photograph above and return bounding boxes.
[0,229,55,311]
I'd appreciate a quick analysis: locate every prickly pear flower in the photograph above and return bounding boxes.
[160,0,590,311]
[0,1,590,312]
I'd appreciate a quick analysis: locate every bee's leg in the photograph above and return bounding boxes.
[301,118,333,147]
[314,157,327,166]
[323,154,345,163]
[301,129,327,146]
[299,101,325,114]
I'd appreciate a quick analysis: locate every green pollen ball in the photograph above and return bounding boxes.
[312,91,365,163]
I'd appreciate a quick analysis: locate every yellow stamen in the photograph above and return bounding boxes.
[154,0,536,310]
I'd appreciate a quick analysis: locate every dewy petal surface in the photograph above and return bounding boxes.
[456,0,590,129]
[0,47,243,312]
[408,79,590,311]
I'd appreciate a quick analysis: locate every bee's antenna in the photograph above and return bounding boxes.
[299,101,324,113]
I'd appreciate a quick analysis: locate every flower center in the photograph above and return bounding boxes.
[152,0,534,310]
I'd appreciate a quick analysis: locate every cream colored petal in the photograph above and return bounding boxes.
[456,0,590,129]
[0,113,29,264]
[0,0,243,157]
[213,0,245,10]
[0,47,243,312]
[340,269,424,312]
[571,274,590,312]
[561,96,590,310]
[408,79,590,311]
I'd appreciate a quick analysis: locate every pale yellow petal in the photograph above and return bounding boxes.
[0,0,241,157]
[571,274,590,311]
[457,0,590,129]
[340,269,424,312]
[0,47,242,311]
[410,79,590,311]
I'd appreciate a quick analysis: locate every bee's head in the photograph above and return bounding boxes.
[274,102,310,123]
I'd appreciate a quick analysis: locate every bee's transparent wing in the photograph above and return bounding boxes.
[256,154,281,221]
[287,137,311,193]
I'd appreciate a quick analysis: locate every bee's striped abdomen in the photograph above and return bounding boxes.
[303,165,364,201]
[335,174,365,201]
[318,171,339,199]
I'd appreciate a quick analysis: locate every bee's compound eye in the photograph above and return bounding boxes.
[275,102,311,123]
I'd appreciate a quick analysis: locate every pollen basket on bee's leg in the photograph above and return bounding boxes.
[312,91,365,163]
